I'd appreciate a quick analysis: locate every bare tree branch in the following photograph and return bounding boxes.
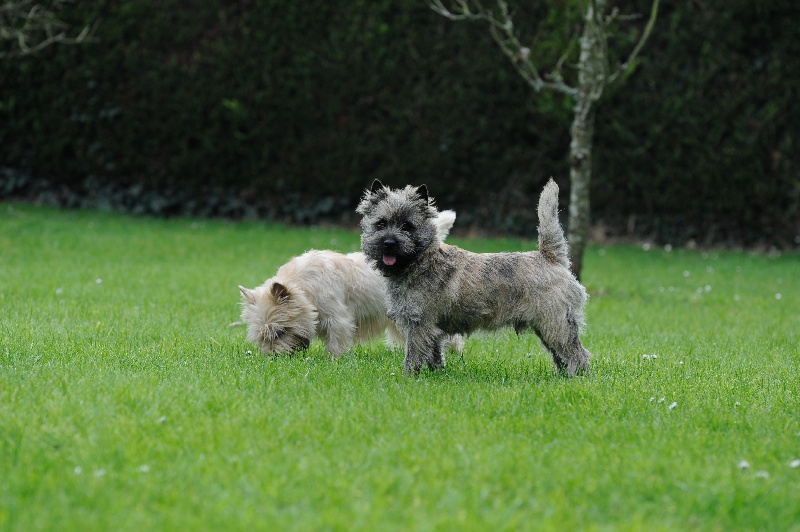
[431,0,579,97]
[0,0,95,59]
[431,0,659,279]
[607,0,660,84]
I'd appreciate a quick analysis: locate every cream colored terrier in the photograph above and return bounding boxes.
[239,211,462,356]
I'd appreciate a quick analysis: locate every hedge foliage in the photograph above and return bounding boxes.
[1,0,798,246]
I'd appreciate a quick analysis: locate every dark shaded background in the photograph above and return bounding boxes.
[1,0,798,247]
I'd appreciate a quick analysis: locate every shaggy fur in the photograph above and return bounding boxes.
[239,211,463,356]
[357,179,591,376]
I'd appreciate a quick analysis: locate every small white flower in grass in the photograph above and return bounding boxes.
[56,288,63,295]
[683,270,690,277]
[642,242,651,251]
[658,397,665,403]
[74,466,82,475]
[738,460,750,470]
[138,465,150,473]
[668,286,675,292]
[775,293,782,300]
[96,278,102,284]
[390,372,395,376]
[734,294,740,301]
[790,459,800,468]
[704,285,712,292]
[649,397,655,402]
[157,415,167,424]
[755,471,769,479]
[668,402,677,410]
[664,244,672,252]
[94,469,106,477]
[735,402,740,407]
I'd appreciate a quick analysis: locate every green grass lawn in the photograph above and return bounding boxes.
[1,203,798,531]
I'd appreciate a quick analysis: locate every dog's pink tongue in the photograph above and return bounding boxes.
[383,255,397,266]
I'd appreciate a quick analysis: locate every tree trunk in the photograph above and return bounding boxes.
[567,105,595,281]
[567,0,605,281]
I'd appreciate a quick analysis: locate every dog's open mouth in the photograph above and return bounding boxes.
[383,254,397,266]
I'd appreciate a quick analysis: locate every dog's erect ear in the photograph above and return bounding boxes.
[271,282,290,301]
[416,184,429,204]
[239,286,256,305]
[357,180,385,215]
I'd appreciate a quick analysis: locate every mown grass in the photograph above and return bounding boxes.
[1,203,798,531]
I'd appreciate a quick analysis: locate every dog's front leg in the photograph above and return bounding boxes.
[404,323,443,374]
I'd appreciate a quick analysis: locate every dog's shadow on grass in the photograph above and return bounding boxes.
[346,341,575,386]
[426,352,576,386]
[414,332,588,385]
[237,338,587,386]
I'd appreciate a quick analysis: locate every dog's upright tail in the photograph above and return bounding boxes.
[537,179,570,269]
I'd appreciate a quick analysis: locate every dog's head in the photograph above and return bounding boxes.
[356,179,440,276]
[239,282,317,354]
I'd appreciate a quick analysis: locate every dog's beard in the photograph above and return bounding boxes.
[260,332,311,354]
[247,319,313,354]
[375,250,416,275]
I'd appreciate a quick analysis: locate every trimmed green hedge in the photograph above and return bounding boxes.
[595,0,800,246]
[1,0,797,246]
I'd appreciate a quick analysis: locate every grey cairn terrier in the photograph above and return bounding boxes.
[357,178,591,376]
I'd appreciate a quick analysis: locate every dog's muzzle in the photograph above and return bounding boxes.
[381,236,398,266]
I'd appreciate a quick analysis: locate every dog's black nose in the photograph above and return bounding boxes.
[383,236,397,248]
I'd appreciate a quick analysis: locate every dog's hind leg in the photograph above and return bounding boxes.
[565,311,591,376]
[535,313,589,377]
[531,324,568,373]
[556,312,590,377]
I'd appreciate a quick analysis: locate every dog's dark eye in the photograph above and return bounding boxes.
[401,222,415,233]
[375,219,387,230]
